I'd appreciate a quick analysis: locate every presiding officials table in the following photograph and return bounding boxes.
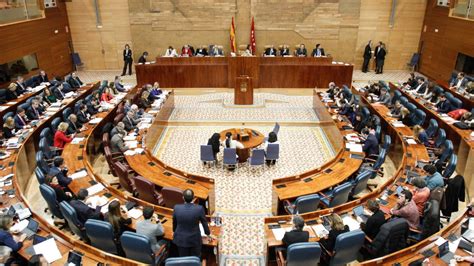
[135,57,353,89]
[219,128,265,162]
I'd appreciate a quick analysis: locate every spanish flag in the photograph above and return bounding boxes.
[230,17,236,53]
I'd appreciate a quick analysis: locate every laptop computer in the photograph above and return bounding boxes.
[353,205,368,223]
[22,219,39,239]
[438,241,454,263]
[395,186,404,196]
[32,234,47,245]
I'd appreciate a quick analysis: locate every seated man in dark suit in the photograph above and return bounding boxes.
[14,107,29,129]
[360,200,386,239]
[282,215,309,247]
[66,114,84,135]
[52,84,66,100]
[435,93,452,113]
[87,97,100,115]
[6,83,18,100]
[76,104,91,125]
[47,156,72,188]
[122,111,139,132]
[194,46,208,57]
[69,189,103,226]
[26,99,43,120]
[35,70,49,85]
[14,76,27,95]
[279,45,290,56]
[295,44,307,57]
[311,43,325,57]
[361,128,379,157]
[264,45,277,56]
[67,72,83,89]
[138,51,149,63]
[173,189,211,257]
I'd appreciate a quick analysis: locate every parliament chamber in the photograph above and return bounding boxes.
[0,0,474,265]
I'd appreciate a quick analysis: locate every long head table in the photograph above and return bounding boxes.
[135,57,353,89]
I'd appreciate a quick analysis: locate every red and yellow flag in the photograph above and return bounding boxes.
[230,17,236,53]
[250,16,256,55]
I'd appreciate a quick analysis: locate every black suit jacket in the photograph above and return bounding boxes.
[138,55,146,64]
[311,48,325,57]
[76,111,89,124]
[123,49,133,62]
[361,210,386,239]
[282,229,309,247]
[363,44,372,59]
[122,115,137,132]
[280,48,290,56]
[69,200,102,227]
[26,106,40,120]
[67,120,81,135]
[3,127,15,139]
[68,77,83,89]
[36,74,49,85]
[172,203,210,247]
[5,90,18,101]
[47,167,72,188]
[15,81,27,94]
[375,46,386,60]
[320,225,349,252]
[296,48,307,56]
[195,48,208,56]
[86,103,99,115]
[264,48,277,56]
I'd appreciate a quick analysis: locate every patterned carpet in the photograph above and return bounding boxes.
[170,93,318,122]
[154,92,335,264]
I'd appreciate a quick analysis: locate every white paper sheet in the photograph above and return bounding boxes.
[69,170,88,180]
[88,118,103,125]
[345,143,363,153]
[87,183,105,196]
[434,236,447,246]
[342,216,361,231]
[71,137,85,144]
[311,224,329,238]
[33,238,62,263]
[271,227,292,241]
[128,208,143,219]
[406,139,417,145]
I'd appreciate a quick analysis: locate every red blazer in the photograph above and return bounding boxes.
[181,48,193,57]
[101,93,113,103]
[54,130,73,148]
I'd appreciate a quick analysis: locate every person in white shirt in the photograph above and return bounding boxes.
[449,72,467,93]
[164,46,178,57]
[224,132,244,149]
[263,132,279,165]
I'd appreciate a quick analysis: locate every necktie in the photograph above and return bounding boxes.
[19,115,25,125]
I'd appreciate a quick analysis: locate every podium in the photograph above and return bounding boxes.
[234,75,253,105]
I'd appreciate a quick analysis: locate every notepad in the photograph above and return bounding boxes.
[71,137,85,144]
[88,118,103,125]
[33,238,62,263]
[406,139,417,145]
[342,216,361,231]
[125,140,138,149]
[123,135,136,141]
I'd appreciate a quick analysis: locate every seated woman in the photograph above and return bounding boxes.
[399,107,414,126]
[106,201,132,244]
[43,87,57,104]
[264,132,279,165]
[54,122,74,149]
[2,117,16,139]
[0,215,25,252]
[149,82,162,100]
[410,177,430,216]
[320,213,349,253]
[100,87,114,103]
[45,174,72,203]
[207,133,221,161]
[413,125,429,146]
[139,91,152,109]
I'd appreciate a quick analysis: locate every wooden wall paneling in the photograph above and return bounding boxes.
[419,0,474,81]
[0,2,73,81]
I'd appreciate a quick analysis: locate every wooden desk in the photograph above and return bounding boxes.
[390,82,474,197]
[219,128,264,162]
[136,57,353,89]
[0,88,43,127]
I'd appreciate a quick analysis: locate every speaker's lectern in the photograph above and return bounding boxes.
[234,75,253,105]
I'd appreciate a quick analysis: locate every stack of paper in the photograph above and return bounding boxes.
[71,137,85,144]
[128,208,143,219]
[392,121,406,128]
[125,140,138,149]
[123,135,136,141]
[345,143,363,153]
[88,118,103,124]
[311,224,329,238]
[406,138,417,145]
[69,170,88,180]
[87,195,109,208]
[33,238,62,263]
[272,227,292,241]
[138,123,152,130]
[124,150,136,156]
[87,183,105,196]
[342,216,361,231]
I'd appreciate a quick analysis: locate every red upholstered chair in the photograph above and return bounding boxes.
[132,175,164,206]
[113,161,136,194]
[161,187,185,209]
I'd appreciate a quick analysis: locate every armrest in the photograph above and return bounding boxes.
[320,242,334,257]
[154,244,168,265]
[365,235,373,243]
[409,227,422,234]
[318,191,331,200]
[283,200,293,208]
[363,158,377,163]
[276,249,286,266]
